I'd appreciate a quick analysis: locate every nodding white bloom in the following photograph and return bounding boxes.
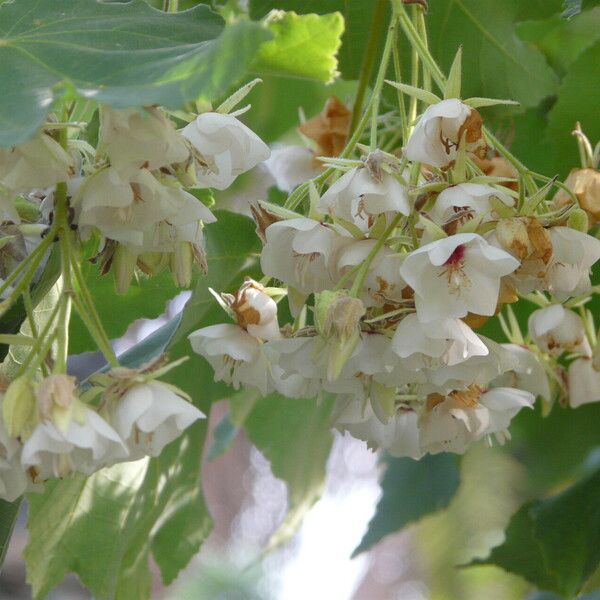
[99,107,190,171]
[0,415,32,501]
[399,233,520,323]
[260,217,349,297]
[568,358,600,408]
[222,278,281,341]
[78,168,193,246]
[21,375,127,479]
[182,112,270,190]
[110,382,204,460]
[0,133,73,193]
[420,385,534,454]
[423,337,517,392]
[391,314,488,368]
[189,323,274,395]
[429,183,514,225]
[544,227,600,299]
[528,304,592,357]
[337,240,406,307]
[405,99,485,168]
[495,344,551,402]
[333,400,423,460]
[318,166,410,233]
[265,145,320,193]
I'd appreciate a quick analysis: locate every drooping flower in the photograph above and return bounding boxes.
[567,358,600,408]
[405,99,485,168]
[399,233,520,323]
[265,145,320,193]
[391,313,488,369]
[182,112,270,190]
[336,240,407,307]
[109,382,204,459]
[494,344,552,402]
[0,134,73,193]
[260,217,350,298]
[553,168,600,227]
[429,183,514,226]
[0,412,33,501]
[298,96,351,158]
[318,165,410,233]
[21,375,127,479]
[420,385,534,454]
[99,106,190,171]
[528,304,592,357]
[189,323,274,395]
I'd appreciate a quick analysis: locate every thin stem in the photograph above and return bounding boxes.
[415,8,431,94]
[392,26,409,142]
[350,0,387,134]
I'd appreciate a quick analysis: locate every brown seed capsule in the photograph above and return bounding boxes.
[553,168,600,227]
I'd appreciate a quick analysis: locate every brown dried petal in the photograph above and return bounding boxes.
[299,96,351,157]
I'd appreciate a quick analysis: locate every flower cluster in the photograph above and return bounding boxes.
[191,95,600,459]
[0,359,204,500]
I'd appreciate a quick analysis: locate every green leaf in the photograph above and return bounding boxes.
[243,392,335,546]
[0,498,20,570]
[473,465,600,597]
[426,0,559,108]
[249,0,390,81]
[545,40,600,177]
[353,453,460,556]
[253,11,344,82]
[517,8,600,75]
[0,0,271,147]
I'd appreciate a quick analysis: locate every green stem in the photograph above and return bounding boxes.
[350,0,387,134]
[392,26,409,143]
[415,8,431,94]
[369,11,397,150]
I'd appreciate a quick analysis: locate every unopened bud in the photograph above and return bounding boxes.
[14,197,41,222]
[3,377,37,438]
[554,168,600,227]
[112,244,137,295]
[171,242,193,288]
[567,208,589,233]
[138,252,169,277]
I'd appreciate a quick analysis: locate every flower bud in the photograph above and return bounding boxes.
[137,252,169,277]
[3,377,37,438]
[14,196,41,222]
[567,208,589,233]
[112,244,137,295]
[553,168,600,227]
[315,291,366,381]
[170,242,193,288]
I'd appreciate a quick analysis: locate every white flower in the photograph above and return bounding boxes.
[399,233,520,323]
[182,112,270,190]
[20,375,127,479]
[545,227,600,299]
[100,106,189,171]
[318,166,410,233]
[568,358,600,408]
[334,400,423,460]
[528,304,592,357]
[494,344,551,402]
[391,313,488,368]
[0,134,73,193]
[110,382,204,459]
[265,145,320,192]
[336,240,406,307]
[405,99,484,168]
[429,183,514,225]
[189,323,274,395]
[0,415,32,501]
[224,278,281,341]
[420,385,533,454]
[78,168,190,246]
[260,217,349,297]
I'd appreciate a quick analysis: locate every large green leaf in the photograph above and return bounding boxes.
[249,0,389,81]
[517,8,600,75]
[427,0,559,107]
[473,465,600,598]
[545,40,600,177]
[353,453,460,556]
[253,11,344,82]
[0,0,270,147]
[243,392,336,546]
